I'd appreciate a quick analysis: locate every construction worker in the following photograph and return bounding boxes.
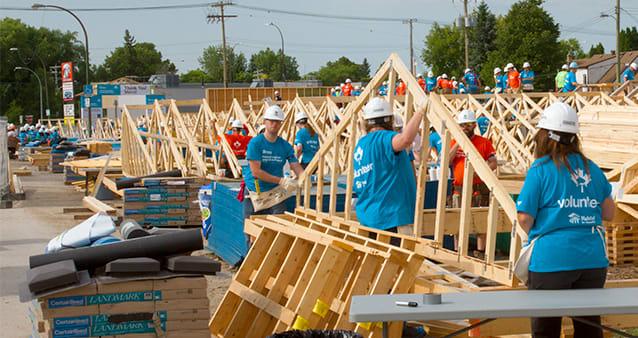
[426,71,437,93]
[429,126,442,157]
[562,62,578,92]
[622,62,638,82]
[506,63,521,93]
[294,112,319,168]
[395,79,407,96]
[449,109,497,258]
[352,97,423,242]
[494,67,506,94]
[463,68,481,94]
[242,105,304,218]
[438,74,453,94]
[516,102,614,338]
[225,120,252,159]
[520,62,535,91]
[379,81,388,96]
[555,64,569,92]
[417,73,426,91]
[274,90,282,101]
[452,80,459,94]
[483,86,492,94]
[49,126,62,147]
[343,78,354,96]
[352,86,362,96]
[333,86,342,97]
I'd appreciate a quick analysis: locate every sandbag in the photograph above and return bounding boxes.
[45,212,116,253]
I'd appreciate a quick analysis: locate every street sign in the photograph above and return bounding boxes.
[62,82,74,102]
[61,62,73,82]
[63,104,75,117]
[97,84,121,95]
[84,84,93,96]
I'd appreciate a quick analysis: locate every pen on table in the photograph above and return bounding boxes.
[395,301,418,307]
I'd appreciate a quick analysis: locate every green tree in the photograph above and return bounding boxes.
[483,0,562,91]
[421,23,464,77]
[469,1,497,71]
[248,48,300,81]
[559,38,586,60]
[93,30,175,82]
[179,69,213,83]
[361,58,371,82]
[619,26,638,52]
[199,45,252,83]
[1,18,85,121]
[588,42,605,57]
[313,57,370,86]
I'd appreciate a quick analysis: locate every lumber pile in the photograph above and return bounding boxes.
[123,177,207,228]
[28,153,51,171]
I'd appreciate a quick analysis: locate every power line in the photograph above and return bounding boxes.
[0,3,211,12]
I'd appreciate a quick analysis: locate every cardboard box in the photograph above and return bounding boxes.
[41,305,99,320]
[164,319,209,331]
[97,280,153,294]
[153,277,207,290]
[99,302,155,314]
[160,288,207,300]
[155,299,209,311]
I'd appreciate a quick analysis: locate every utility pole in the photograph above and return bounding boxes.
[463,0,470,69]
[616,0,621,83]
[403,19,417,75]
[208,2,237,88]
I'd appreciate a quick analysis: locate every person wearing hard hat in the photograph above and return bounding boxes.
[426,71,437,93]
[555,64,569,92]
[7,129,19,159]
[274,90,282,101]
[294,112,320,168]
[395,78,407,96]
[225,119,252,159]
[449,109,497,258]
[352,97,423,241]
[462,67,481,94]
[506,63,521,93]
[417,73,426,91]
[18,126,28,144]
[242,105,304,218]
[343,78,354,96]
[622,62,638,83]
[352,85,362,96]
[493,67,506,94]
[516,102,614,338]
[520,62,535,92]
[483,86,492,94]
[379,81,388,96]
[49,126,62,147]
[562,62,579,92]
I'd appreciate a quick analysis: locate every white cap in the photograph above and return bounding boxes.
[428,71,434,77]
[523,62,531,68]
[362,97,393,120]
[631,62,638,71]
[442,74,448,79]
[345,78,352,83]
[417,73,423,78]
[562,64,568,70]
[393,114,404,128]
[294,111,308,123]
[264,105,285,121]
[457,109,476,124]
[231,119,243,129]
[506,63,514,70]
[464,68,470,74]
[537,102,579,134]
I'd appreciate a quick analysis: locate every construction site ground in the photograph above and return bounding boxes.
[0,160,232,337]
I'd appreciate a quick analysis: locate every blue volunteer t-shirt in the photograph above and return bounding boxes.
[379,85,388,96]
[463,73,478,93]
[562,72,577,92]
[294,127,320,164]
[429,131,442,154]
[622,68,634,82]
[244,134,297,192]
[476,116,490,136]
[495,75,507,92]
[353,130,416,230]
[516,154,611,273]
[520,70,535,85]
[426,77,436,92]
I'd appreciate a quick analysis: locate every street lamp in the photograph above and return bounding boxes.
[32,3,91,135]
[266,22,285,82]
[601,6,621,83]
[15,66,43,122]
[10,47,50,113]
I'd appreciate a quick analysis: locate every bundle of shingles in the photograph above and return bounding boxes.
[21,227,220,338]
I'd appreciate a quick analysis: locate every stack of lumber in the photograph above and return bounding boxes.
[29,277,211,338]
[123,177,207,228]
[28,153,51,171]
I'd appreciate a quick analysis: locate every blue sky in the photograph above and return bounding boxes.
[3,0,635,75]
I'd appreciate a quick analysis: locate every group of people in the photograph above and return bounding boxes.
[330,78,363,97]
[5,122,62,158]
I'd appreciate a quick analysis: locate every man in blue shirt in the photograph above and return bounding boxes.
[462,68,481,94]
[243,105,304,218]
[493,67,506,93]
[428,127,442,156]
[622,62,637,82]
[378,81,388,96]
[294,111,320,168]
[562,61,578,92]
[353,98,422,241]
[426,71,437,93]
[520,62,535,91]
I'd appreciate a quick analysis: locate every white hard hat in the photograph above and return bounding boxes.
[294,111,308,123]
[427,71,434,77]
[274,90,280,94]
[494,67,502,75]
[569,61,578,69]
[264,105,285,121]
[459,88,466,94]
[362,97,393,120]
[464,68,470,74]
[442,74,448,79]
[451,76,456,80]
[345,78,352,83]
[506,63,514,70]
[383,80,388,85]
[231,119,243,129]
[417,73,423,78]
[523,62,531,68]
[457,109,477,124]
[393,114,404,128]
[562,64,569,70]
[631,62,638,71]
[335,86,341,91]
[537,102,579,134]
[484,86,491,91]
[452,81,458,87]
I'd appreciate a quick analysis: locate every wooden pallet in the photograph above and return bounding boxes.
[606,222,638,265]
[209,215,424,338]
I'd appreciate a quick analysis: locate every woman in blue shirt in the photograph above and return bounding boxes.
[520,62,535,91]
[516,102,615,338]
[562,62,579,92]
[352,97,422,245]
[493,67,506,94]
[294,111,320,169]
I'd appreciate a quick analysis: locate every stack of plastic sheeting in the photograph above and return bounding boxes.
[46,212,116,253]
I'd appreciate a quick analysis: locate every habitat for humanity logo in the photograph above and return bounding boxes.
[568,213,580,224]
[570,168,591,193]
[567,212,596,225]
[354,147,364,164]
